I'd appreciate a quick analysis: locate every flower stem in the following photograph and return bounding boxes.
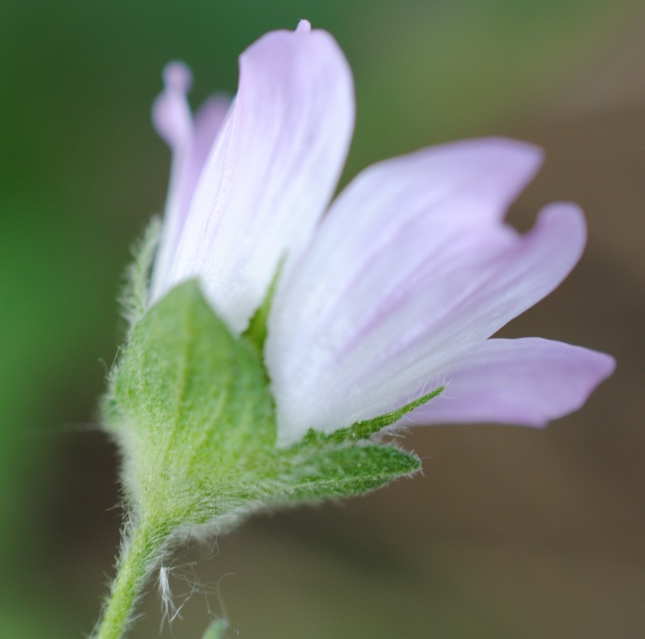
[94,519,170,639]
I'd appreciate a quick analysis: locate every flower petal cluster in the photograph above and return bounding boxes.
[151,20,614,446]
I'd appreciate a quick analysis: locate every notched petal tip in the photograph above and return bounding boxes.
[407,338,616,429]
[428,136,544,184]
[475,136,544,163]
[533,200,587,265]
[536,200,586,229]
[528,347,616,427]
[597,351,617,379]
[519,348,616,428]
[575,348,616,397]
[455,137,545,201]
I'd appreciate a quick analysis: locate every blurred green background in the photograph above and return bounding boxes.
[1,1,644,637]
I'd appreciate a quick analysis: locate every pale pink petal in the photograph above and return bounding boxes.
[164,21,354,333]
[399,338,615,427]
[267,141,588,444]
[164,95,230,248]
[151,63,230,298]
[191,96,231,173]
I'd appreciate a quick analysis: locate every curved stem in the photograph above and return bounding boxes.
[94,520,170,639]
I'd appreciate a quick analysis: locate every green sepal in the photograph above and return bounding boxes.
[300,387,444,448]
[109,280,276,526]
[242,259,282,350]
[119,217,161,327]
[202,620,228,639]
[106,281,431,536]
[280,443,420,501]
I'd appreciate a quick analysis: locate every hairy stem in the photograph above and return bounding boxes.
[94,519,170,639]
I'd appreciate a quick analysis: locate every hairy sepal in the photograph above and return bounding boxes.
[106,281,421,537]
[202,620,229,639]
[120,217,162,327]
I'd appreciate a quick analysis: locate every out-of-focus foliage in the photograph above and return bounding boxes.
[0,1,641,637]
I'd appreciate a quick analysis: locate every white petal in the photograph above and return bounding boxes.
[151,62,230,299]
[400,338,615,427]
[267,140,587,444]
[165,25,355,333]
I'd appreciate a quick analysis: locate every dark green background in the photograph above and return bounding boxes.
[1,1,644,637]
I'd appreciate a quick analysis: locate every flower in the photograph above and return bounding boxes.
[150,20,614,446]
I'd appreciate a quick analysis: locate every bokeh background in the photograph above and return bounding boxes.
[1,1,644,637]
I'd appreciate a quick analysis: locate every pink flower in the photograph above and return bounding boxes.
[151,20,614,446]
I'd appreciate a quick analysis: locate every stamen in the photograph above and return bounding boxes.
[163,61,193,94]
[153,61,194,149]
